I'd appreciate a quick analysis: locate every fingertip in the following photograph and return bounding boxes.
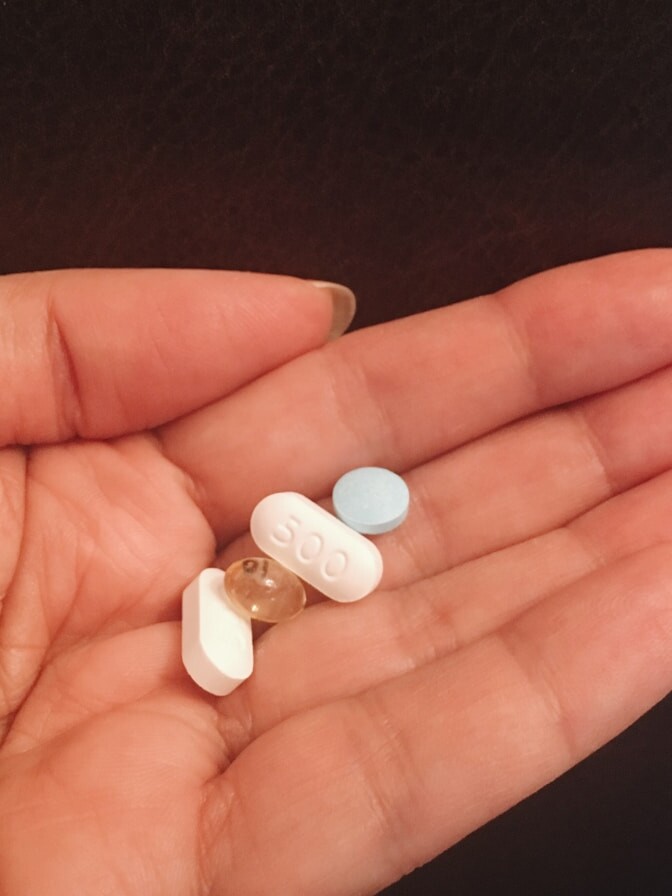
[309,281,357,339]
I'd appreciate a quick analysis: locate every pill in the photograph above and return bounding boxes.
[224,557,306,622]
[250,492,383,602]
[332,466,409,535]
[182,567,253,696]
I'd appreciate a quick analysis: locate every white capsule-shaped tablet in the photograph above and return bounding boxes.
[250,492,383,602]
[182,567,253,696]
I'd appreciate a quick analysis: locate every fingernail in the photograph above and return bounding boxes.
[310,280,357,339]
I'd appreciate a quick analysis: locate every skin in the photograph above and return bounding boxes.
[0,253,671,895]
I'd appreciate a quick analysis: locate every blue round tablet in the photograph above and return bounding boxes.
[332,467,409,535]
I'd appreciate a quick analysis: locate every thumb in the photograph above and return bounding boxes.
[0,268,354,446]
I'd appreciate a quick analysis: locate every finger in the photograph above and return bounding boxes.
[225,467,672,737]
[206,546,672,896]
[0,269,342,446]
[160,250,672,542]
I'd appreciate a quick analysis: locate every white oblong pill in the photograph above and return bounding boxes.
[182,567,253,696]
[250,492,383,603]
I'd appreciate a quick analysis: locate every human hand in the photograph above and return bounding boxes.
[0,254,670,894]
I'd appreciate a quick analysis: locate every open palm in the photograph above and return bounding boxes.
[1,255,671,895]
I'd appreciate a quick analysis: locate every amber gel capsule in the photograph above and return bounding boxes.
[224,557,307,623]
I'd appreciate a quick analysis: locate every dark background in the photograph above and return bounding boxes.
[1,1,670,892]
